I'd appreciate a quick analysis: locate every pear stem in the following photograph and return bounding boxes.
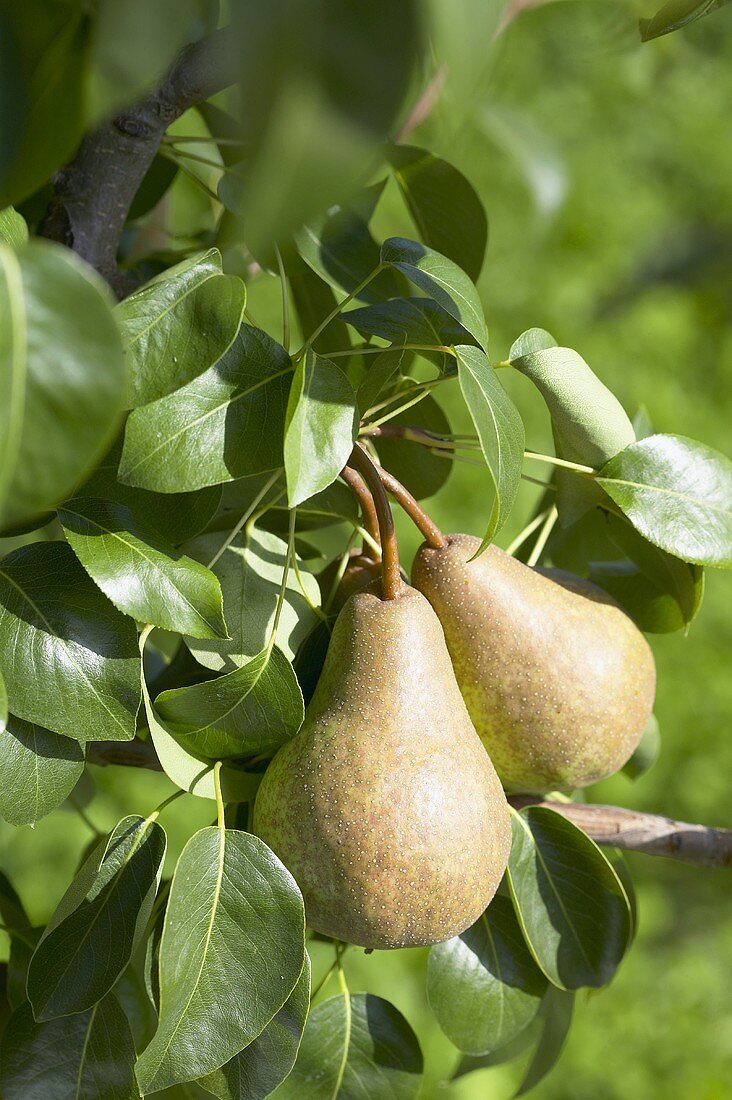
[340,466,381,559]
[348,445,402,600]
[375,465,447,550]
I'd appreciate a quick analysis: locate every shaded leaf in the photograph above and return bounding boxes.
[346,297,473,370]
[140,648,263,803]
[597,434,732,567]
[456,344,525,545]
[270,992,423,1099]
[119,326,292,493]
[284,351,357,507]
[639,0,729,40]
[0,242,126,530]
[0,541,141,742]
[60,497,227,638]
[79,438,222,547]
[285,249,352,353]
[0,715,85,826]
[0,994,139,1100]
[452,1018,543,1078]
[514,986,575,1097]
[0,870,29,932]
[427,895,547,1055]
[155,646,304,759]
[135,827,305,1093]
[117,250,246,408]
[507,808,632,990]
[185,527,321,672]
[622,714,661,780]
[294,188,406,304]
[381,237,489,350]
[197,954,311,1100]
[384,144,488,281]
[373,393,453,500]
[356,345,408,414]
[27,814,166,1019]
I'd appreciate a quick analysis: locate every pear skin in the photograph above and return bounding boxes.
[412,534,656,794]
[253,584,511,949]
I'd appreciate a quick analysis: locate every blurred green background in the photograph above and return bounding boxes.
[2,3,732,1097]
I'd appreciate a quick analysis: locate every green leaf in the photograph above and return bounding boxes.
[184,527,322,672]
[356,345,408,414]
[79,438,222,547]
[0,207,27,248]
[221,478,359,534]
[452,1018,544,1078]
[60,497,228,638]
[140,651,263,803]
[597,434,732,567]
[509,328,558,359]
[119,326,292,493]
[197,954,311,1100]
[639,0,729,40]
[346,297,474,371]
[0,994,139,1100]
[285,250,353,354]
[514,986,575,1097]
[27,814,166,1019]
[294,190,406,304]
[373,393,453,501]
[7,930,41,1011]
[456,344,525,546]
[622,714,661,780]
[284,351,357,507]
[0,715,85,826]
[507,808,632,990]
[0,242,126,530]
[0,870,29,932]
[384,144,488,281]
[155,646,304,760]
[117,250,247,408]
[427,895,547,1055]
[510,344,635,523]
[135,827,306,1093]
[0,541,141,743]
[0,666,6,733]
[547,507,704,634]
[381,237,489,350]
[482,105,568,217]
[271,992,423,1099]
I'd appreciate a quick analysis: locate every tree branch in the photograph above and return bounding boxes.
[509,797,732,869]
[84,747,732,868]
[38,28,237,296]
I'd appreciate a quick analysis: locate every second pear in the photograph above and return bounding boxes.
[412,534,656,793]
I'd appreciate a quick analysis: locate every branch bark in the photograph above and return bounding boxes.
[38,28,237,296]
[509,797,732,869]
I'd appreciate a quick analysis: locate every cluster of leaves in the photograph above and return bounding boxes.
[1,144,731,1094]
[1,2,732,1096]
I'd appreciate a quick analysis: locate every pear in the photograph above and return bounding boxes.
[253,584,511,949]
[412,534,656,794]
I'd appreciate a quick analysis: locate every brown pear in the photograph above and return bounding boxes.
[412,534,656,794]
[253,584,511,949]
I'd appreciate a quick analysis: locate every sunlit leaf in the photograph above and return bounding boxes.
[135,827,305,1093]
[0,541,140,743]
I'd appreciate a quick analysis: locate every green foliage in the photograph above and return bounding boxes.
[1,3,732,1097]
[270,992,423,1099]
[135,827,305,1093]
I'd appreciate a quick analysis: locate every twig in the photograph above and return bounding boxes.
[38,28,237,295]
[340,466,381,558]
[87,739,163,771]
[509,798,732,869]
[395,67,448,142]
[375,464,446,550]
[348,445,402,601]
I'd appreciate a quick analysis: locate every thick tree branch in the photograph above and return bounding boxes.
[39,28,237,296]
[509,797,732,869]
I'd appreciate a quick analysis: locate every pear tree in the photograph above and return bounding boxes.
[1,3,731,1098]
